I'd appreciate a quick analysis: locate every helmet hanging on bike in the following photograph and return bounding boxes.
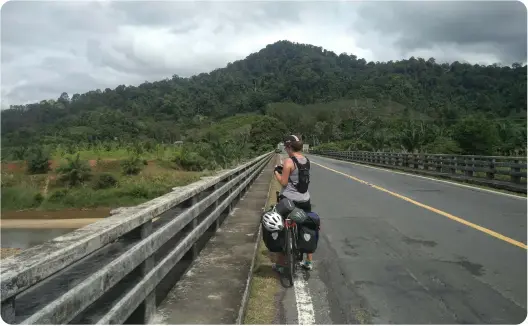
[262,211,284,232]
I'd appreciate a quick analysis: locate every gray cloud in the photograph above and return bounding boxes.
[1,0,526,108]
[353,1,527,63]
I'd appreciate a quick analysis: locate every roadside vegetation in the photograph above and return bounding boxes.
[1,135,274,212]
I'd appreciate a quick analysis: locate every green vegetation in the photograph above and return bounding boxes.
[27,147,51,174]
[1,155,206,211]
[1,40,526,211]
[2,40,526,158]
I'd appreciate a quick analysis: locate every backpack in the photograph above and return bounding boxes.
[289,156,310,193]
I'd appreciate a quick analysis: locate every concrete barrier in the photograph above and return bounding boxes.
[313,150,527,193]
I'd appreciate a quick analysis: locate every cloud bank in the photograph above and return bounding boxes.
[1,0,526,107]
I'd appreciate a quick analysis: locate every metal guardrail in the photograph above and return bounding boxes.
[312,150,527,193]
[0,152,274,325]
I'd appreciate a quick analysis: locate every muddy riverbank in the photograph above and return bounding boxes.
[1,218,101,229]
[1,207,111,220]
[0,248,22,259]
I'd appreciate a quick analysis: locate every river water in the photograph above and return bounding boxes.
[1,228,76,249]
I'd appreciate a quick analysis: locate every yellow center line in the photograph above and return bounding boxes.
[312,161,528,250]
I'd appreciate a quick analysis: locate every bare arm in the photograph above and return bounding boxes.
[275,158,293,187]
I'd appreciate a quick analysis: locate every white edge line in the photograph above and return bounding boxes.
[311,154,526,200]
[293,269,316,325]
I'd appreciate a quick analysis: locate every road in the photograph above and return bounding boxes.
[279,154,527,324]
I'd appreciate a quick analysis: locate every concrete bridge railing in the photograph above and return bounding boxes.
[313,150,527,193]
[0,152,274,325]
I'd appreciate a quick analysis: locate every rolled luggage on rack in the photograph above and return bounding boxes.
[291,210,320,254]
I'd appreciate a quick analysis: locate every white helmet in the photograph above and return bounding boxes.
[262,210,284,232]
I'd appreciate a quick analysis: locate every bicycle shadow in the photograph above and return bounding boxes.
[255,258,298,288]
[278,265,312,288]
[259,248,312,289]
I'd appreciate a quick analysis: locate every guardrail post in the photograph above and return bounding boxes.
[126,220,155,324]
[466,157,475,177]
[184,196,199,260]
[450,156,457,174]
[226,175,234,214]
[487,158,495,180]
[435,156,442,172]
[213,183,221,230]
[1,297,15,324]
[511,159,521,184]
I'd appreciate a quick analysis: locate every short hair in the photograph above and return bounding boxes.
[284,135,303,152]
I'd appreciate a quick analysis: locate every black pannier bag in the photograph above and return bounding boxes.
[297,225,318,253]
[275,197,295,217]
[262,226,285,252]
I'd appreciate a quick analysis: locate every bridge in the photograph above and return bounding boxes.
[1,150,526,324]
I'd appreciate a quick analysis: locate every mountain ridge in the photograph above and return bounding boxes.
[1,40,526,156]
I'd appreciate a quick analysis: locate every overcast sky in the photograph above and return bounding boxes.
[1,0,526,108]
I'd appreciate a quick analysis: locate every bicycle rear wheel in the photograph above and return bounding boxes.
[285,227,294,285]
[293,228,303,263]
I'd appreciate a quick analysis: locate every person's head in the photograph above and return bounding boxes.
[283,135,303,155]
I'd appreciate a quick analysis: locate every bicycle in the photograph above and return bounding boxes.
[276,191,303,285]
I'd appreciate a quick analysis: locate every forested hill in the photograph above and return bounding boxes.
[1,40,527,155]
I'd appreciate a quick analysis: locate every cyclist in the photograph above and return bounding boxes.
[272,134,314,271]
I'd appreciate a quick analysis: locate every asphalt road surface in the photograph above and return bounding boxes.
[279,154,527,324]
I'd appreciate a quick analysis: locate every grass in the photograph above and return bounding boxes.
[244,169,282,325]
[1,160,206,212]
[244,240,281,324]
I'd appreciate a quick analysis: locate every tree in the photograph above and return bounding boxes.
[56,153,92,187]
[27,147,51,174]
[452,115,500,155]
[249,116,288,149]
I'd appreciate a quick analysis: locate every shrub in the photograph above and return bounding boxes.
[56,153,92,187]
[34,193,44,205]
[1,186,43,210]
[92,173,119,190]
[121,184,150,198]
[172,151,210,171]
[422,136,462,154]
[48,188,69,201]
[121,156,143,175]
[27,147,51,174]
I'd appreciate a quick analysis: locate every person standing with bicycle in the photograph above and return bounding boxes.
[272,135,314,271]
